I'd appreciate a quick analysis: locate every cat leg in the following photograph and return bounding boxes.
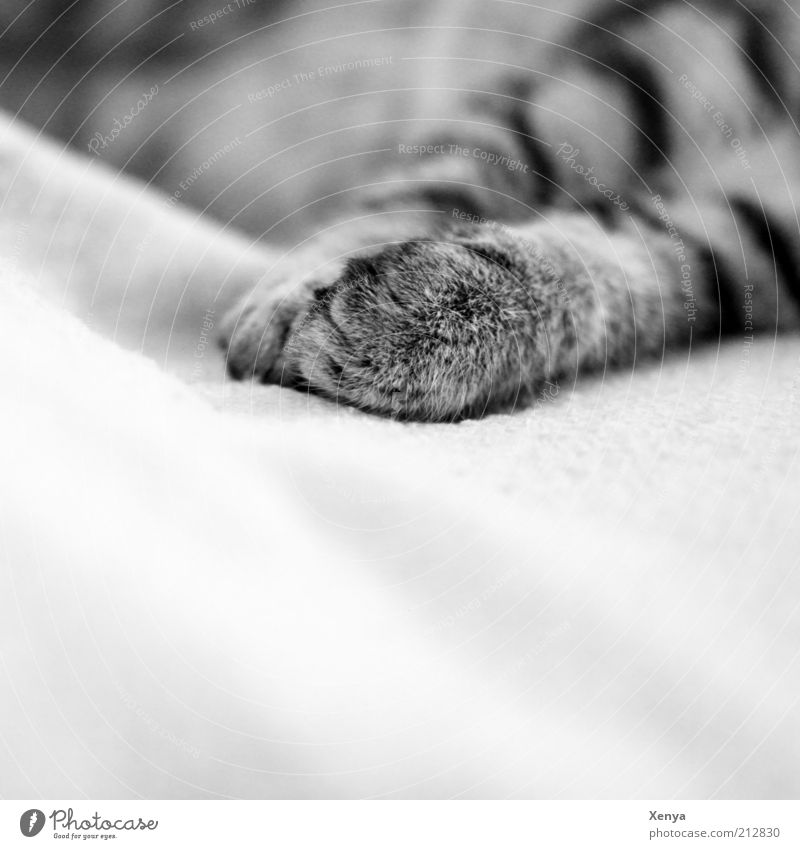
[226,211,716,420]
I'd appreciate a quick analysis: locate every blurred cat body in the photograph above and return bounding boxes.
[2,1,799,419]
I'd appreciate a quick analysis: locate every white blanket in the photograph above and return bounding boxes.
[2,267,799,799]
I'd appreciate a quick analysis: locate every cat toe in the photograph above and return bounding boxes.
[220,293,305,384]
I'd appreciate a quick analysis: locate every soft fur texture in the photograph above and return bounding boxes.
[218,0,800,419]
[221,215,702,420]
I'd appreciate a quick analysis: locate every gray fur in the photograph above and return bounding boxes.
[220,0,800,420]
[220,214,711,420]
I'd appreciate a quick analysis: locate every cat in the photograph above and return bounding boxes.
[219,0,800,420]
[3,0,797,420]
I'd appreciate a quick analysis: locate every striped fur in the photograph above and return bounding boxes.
[222,0,800,420]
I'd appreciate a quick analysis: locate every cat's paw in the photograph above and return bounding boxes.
[221,230,571,420]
